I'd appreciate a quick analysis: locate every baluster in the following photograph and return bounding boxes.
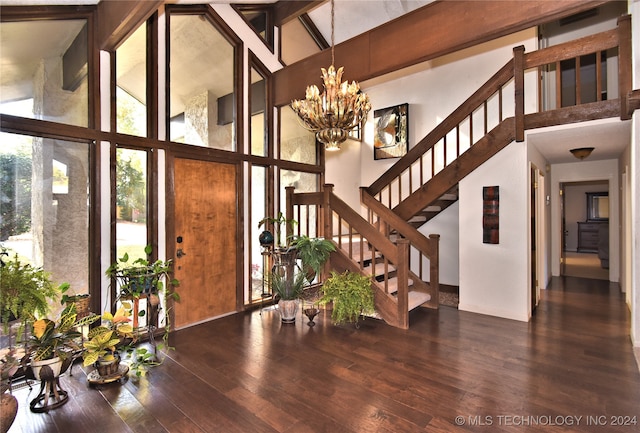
[456,125,460,159]
[596,50,602,102]
[499,86,503,121]
[575,55,581,105]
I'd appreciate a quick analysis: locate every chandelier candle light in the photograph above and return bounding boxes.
[291,0,371,151]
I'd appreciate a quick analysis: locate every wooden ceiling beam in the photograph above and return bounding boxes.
[97,0,163,51]
[274,0,612,107]
[273,0,324,26]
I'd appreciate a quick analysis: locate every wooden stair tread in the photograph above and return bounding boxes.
[408,291,432,310]
[379,276,413,294]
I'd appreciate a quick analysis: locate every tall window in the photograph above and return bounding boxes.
[116,23,147,137]
[249,165,268,305]
[279,170,319,238]
[169,13,236,150]
[250,65,267,156]
[115,148,148,262]
[0,19,89,127]
[0,132,91,301]
[280,106,317,164]
[0,16,92,312]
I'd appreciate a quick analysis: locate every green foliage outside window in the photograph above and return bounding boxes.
[0,153,31,241]
[116,151,146,222]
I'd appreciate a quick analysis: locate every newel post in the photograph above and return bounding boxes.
[396,239,410,330]
[322,184,334,240]
[618,14,632,120]
[513,45,525,142]
[429,234,440,307]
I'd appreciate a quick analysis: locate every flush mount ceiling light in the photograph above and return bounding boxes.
[570,147,595,160]
[290,0,371,152]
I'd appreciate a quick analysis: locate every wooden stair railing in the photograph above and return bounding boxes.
[365,22,629,223]
[360,188,439,308]
[286,185,438,329]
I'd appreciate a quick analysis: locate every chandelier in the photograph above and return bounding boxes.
[291,0,371,151]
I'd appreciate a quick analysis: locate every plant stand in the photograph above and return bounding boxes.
[28,360,71,413]
[29,376,69,413]
[87,364,129,386]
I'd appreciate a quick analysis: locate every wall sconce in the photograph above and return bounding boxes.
[569,147,594,160]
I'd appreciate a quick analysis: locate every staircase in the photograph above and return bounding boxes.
[286,19,634,330]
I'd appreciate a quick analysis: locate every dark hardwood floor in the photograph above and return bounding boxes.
[7,276,640,432]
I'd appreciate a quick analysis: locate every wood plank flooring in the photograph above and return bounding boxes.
[7,276,640,432]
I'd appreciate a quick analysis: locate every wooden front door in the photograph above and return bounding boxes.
[173,158,238,328]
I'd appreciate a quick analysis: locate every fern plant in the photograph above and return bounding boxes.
[0,249,61,336]
[319,271,375,327]
[291,235,336,280]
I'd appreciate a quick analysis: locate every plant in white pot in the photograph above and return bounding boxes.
[269,270,306,323]
[27,303,98,379]
[25,303,99,412]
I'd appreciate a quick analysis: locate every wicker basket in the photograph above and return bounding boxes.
[68,295,91,317]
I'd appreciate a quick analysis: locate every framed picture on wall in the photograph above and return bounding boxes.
[373,103,408,160]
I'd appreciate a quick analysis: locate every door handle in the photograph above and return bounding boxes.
[177,248,187,258]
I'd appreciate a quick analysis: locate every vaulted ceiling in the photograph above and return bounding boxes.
[0,0,631,163]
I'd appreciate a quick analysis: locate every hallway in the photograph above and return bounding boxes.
[563,251,610,280]
[8,276,640,432]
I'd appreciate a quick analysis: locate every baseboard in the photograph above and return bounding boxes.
[439,283,459,294]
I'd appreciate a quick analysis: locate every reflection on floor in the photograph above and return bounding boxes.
[563,251,609,280]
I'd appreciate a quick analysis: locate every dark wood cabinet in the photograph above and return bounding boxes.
[577,222,601,253]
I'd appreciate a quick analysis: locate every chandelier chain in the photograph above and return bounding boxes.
[331,0,335,66]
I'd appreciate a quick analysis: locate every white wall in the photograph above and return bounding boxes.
[325,138,363,210]
[550,159,620,282]
[458,142,530,322]
[417,202,459,286]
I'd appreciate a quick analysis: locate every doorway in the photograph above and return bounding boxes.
[172,158,239,328]
[530,165,545,314]
[560,180,609,281]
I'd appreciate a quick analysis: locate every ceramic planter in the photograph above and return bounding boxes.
[0,393,18,433]
[30,356,63,380]
[278,299,299,323]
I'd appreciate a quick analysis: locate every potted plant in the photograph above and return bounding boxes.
[268,269,306,323]
[82,304,134,377]
[291,235,336,281]
[106,245,179,300]
[0,248,61,338]
[106,245,180,332]
[319,271,375,328]
[0,348,19,433]
[105,245,180,379]
[258,212,297,250]
[60,283,91,318]
[27,303,98,380]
